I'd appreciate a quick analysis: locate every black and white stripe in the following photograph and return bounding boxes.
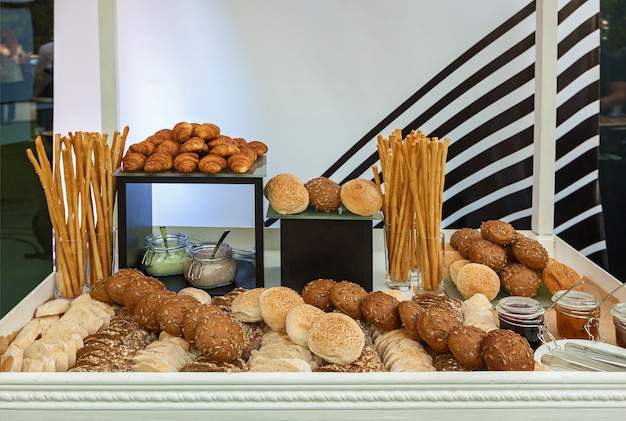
[266,0,606,268]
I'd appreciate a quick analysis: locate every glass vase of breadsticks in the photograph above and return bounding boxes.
[373,128,449,295]
[26,128,128,298]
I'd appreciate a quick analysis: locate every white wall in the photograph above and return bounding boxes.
[55,0,531,227]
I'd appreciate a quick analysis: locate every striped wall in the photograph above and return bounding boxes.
[265,0,605,267]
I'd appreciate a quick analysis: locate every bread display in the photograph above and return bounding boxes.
[120,121,268,174]
[3,268,549,373]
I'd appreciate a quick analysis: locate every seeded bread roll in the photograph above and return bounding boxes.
[397,300,425,342]
[499,262,541,297]
[105,268,146,305]
[360,291,401,331]
[308,312,365,365]
[133,289,176,332]
[480,220,517,245]
[122,277,166,312]
[258,286,305,332]
[448,325,487,369]
[541,257,582,294]
[301,279,336,311]
[481,329,535,371]
[454,262,501,301]
[230,287,265,323]
[468,239,507,272]
[182,304,225,345]
[264,173,309,215]
[511,236,549,270]
[339,178,382,216]
[304,177,342,212]
[285,303,325,347]
[329,281,369,320]
[194,311,245,363]
[450,228,482,259]
[156,294,201,337]
[417,306,462,353]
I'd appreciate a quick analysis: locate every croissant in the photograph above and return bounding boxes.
[247,140,268,156]
[145,134,166,145]
[173,152,199,173]
[153,128,173,139]
[238,145,258,161]
[210,143,240,157]
[194,123,220,140]
[121,152,147,172]
[227,152,255,174]
[207,135,234,147]
[129,140,157,155]
[172,121,194,143]
[231,137,249,148]
[180,136,209,154]
[143,152,173,173]
[154,139,181,157]
[198,154,227,174]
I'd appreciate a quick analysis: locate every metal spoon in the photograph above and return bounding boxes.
[211,229,231,259]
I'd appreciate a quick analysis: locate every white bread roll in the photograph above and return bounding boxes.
[308,312,364,365]
[259,286,305,331]
[454,263,500,301]
[264,173,309,215]
[231,287,265,323]
[177,287,212,305]
[285,303,324,346]
[339,178,382,216]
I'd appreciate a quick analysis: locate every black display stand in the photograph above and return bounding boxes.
[268,206,382,293]
[113,157,266,290]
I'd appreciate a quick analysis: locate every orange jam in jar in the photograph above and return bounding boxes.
[551,290,601,340]
[611,303,626,348]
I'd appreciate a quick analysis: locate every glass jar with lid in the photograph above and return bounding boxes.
[495,296,545,350]
[551,290,602,340]
[142,232,190,276]
[183,242,237,288]
[611,302,626,348]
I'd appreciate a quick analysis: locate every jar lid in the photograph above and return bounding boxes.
[611,302,626,320]
[495,296,545,319]
[146,232,189,248]
[551,290,599,311]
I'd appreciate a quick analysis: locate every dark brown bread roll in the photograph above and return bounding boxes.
[122,276,166,312]
[182,304,225,345]
[511,236,549,270]
[480,220,517,245]
[499,262,541,297]
[304,177,342,212]
[468,239,507,272]
[156,294,201,337]
[194,311,245,363]
[133,289,176,332]
[302,279,337,311]
[360,291,401,331]
[417,306,462,353]
[105,268,146,305]
[481,329,535,371]
[448,325,487,369]
[450,228,482,259]
[329,280,369,320]
[90,277,116,305]
[397,300,425,342]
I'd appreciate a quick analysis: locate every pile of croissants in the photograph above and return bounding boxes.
[121,122,268,174]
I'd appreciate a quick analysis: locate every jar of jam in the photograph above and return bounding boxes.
[142,232,190,276]
[183,243,237,289]
[551,290,601,340]
[611,303,626,349]
[495,296,545,350]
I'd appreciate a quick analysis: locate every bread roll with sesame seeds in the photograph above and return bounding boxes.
[308,312,365,365]
[264,173,309,215]
[285,303,324,347]
[230,287,265,323]
[258,286,305,332]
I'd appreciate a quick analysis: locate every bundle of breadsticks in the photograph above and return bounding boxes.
[373,129,450,291]
[26,128,128,298]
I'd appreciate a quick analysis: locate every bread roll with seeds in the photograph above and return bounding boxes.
[308,312,364,365]
[258,286,305,332]
[360,291,401,331]
[302,279,336,311]
[481,329,535,371]
[285,303,325,347]
[329,280,368,320]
